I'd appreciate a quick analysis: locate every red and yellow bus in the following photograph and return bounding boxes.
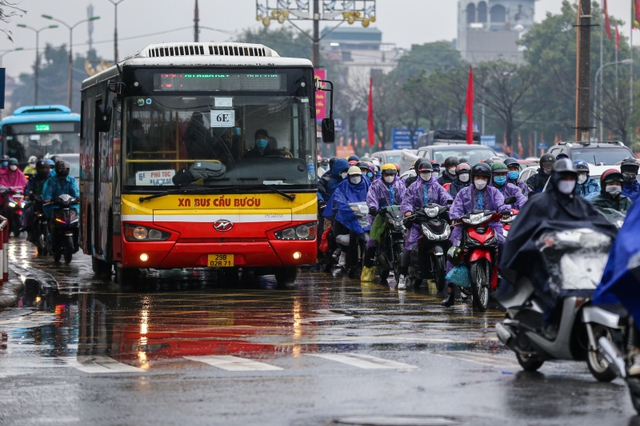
[80,42,332,284]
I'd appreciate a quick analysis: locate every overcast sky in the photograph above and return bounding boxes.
[0,0,635,79]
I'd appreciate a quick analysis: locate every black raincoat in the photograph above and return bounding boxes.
[500,171,618,306]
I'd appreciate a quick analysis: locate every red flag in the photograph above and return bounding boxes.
[465,66,474,145]
[604,0,611,39]
[367,77,375,147]
[615,24,621,50]
[636,0,640,27]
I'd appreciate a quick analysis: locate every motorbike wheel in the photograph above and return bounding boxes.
[516,352,544,372]
[53,251,61,263]
[392,243,403,283]
[379,268,390,282]
[10,216,20,237]
[37,232,48,256]
[628,377,640,415]
[470,259,490,312]
[586,326,618,383]
[434,256,446,293]
[275,266,298,286]
[64,247,72,264]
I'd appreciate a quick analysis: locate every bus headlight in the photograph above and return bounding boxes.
[124,224,170,242]
[275,223,316,240]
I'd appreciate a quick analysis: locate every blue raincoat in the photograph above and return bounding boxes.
[324,177,371,234]
[317,158,349,204]
[575,177,600,201]
[594,200,640,323]
[622,179,640,200]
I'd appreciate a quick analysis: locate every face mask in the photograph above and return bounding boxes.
[419,172,432,182]
[508,171,519,180]
[37,170,49,179]
[558,180,576,195]
[1,162,7,167]
[29,162,35,168]
[577,173,588,185]
[349,176,362,185]
[255,139,268,149]
[448,167,456,176]
[474,179,488,190]
[367,172,373,180]
[8,165,17,172]
[433,172,440,179]
[606,185,622,196]
[384,175,395,184]
[459,173,470,183]
[493,176,507,186]
[623,172,637,183]
[341,171,348,179]
[542,166,553,175]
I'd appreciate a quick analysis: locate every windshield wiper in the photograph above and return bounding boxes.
[262,183,296,202]
[138,186,232,203]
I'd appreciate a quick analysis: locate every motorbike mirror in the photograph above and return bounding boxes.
[446,199,453,205]
[504,196,517,205]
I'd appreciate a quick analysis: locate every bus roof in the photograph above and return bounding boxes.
[1,105,80,125]
[82,42,313,88]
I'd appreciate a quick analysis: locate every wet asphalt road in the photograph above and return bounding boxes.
[0,237,638,426]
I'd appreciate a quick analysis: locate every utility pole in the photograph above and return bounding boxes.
[194,0,200,42]
[312,0,320,67]
[575,0,592,142]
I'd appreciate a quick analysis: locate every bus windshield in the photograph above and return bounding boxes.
[2,121,80,163]
[123,94,315,189]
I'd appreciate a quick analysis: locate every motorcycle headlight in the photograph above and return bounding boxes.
[8,202,16,208]
[425,207,439,218]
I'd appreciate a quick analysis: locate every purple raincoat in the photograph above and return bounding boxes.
[366,177,406,211]
[450,184,505,245]
[493,182,527,210]
[402,177,452,250]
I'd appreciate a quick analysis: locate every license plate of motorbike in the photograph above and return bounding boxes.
[207,254,234,267]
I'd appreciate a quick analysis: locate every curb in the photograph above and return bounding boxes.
[0,265,57,310]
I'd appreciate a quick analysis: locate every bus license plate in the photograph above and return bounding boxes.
[208,254,234,267]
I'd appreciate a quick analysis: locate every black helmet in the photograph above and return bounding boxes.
[504,157,519,168]
[443,156,460,168]
[471,163,492,179]
[553,158,577,176]
[430,160,440,171]
[329,156,338,169]
[1,155,9,162]
[459,157,469,164]
[55,160,70,178]
[418,161,433,173]
[36,160,50,179]
[540,153,555,165]
[621,157,639,174]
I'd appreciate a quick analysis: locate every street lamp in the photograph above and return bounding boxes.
[0,47,24,68]
[42,14,100,110]
[16,24,58,105]
[593,58,632,140]
[105,0,126,63]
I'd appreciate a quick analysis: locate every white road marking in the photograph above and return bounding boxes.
[306,353,419,371]
[430,351,520,368]
[59,356,143,373]
[184,355,283,371]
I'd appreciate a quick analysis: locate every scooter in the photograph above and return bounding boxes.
[374,206,405,284]
[3,188,26,237]
[28,194,49,255]
[335,202,370,278]
[500,208,519,239]
[407,203,451,291]
[496,228,622,382]
[46,194,79,264]
[452,209,500,311]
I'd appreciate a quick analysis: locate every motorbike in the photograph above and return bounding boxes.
[334,202,370,278]
[2,188,26,237]
[373,205,405,284]
[451,209,500,311]
[27,194,49,255]
[46,194,79,264]
[597,207,626,229]
[500,208,519,239]
[495,228,622,382]
[406,203,451,291]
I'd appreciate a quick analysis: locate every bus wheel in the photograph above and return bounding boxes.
[115,265,139,285]
[92,257,112,277]
[275,266,298,286]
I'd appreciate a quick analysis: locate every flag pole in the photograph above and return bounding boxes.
[600,4,604,140]
[631,0,634,145]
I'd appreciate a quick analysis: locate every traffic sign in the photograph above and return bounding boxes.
[392,128,425,150]
[480,135,496,147]
[537,142,549,150]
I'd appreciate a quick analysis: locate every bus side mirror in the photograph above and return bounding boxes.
[321,118,335,143]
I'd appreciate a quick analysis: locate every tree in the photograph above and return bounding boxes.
[238,26,312,60]
[475,60,541,147]
[390,41,463,82]
[0,1,24,41]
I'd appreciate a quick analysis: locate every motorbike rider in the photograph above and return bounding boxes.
[500,159,617,339]
[399,162,452,290]
[23,156,38,176]
[438,156,459,185]
[449,163,471,198]
[42,161,80,249]
[364,163,407,283]
[504,157,529,197]
[318,158,349,207]
[526,153,555,196]
[0,157,28,212]
[324,166,371,271]
[22,160,51,243]
[447,163,506,306]
[574,160,600,201]
[591,169,632,214]
[620,157,640,200]
[358,161,376,183]
[430,160,441,181]
[404,159,424,188]
[490,162,527,210]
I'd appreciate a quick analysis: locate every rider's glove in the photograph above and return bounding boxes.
[369,206,377,216]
